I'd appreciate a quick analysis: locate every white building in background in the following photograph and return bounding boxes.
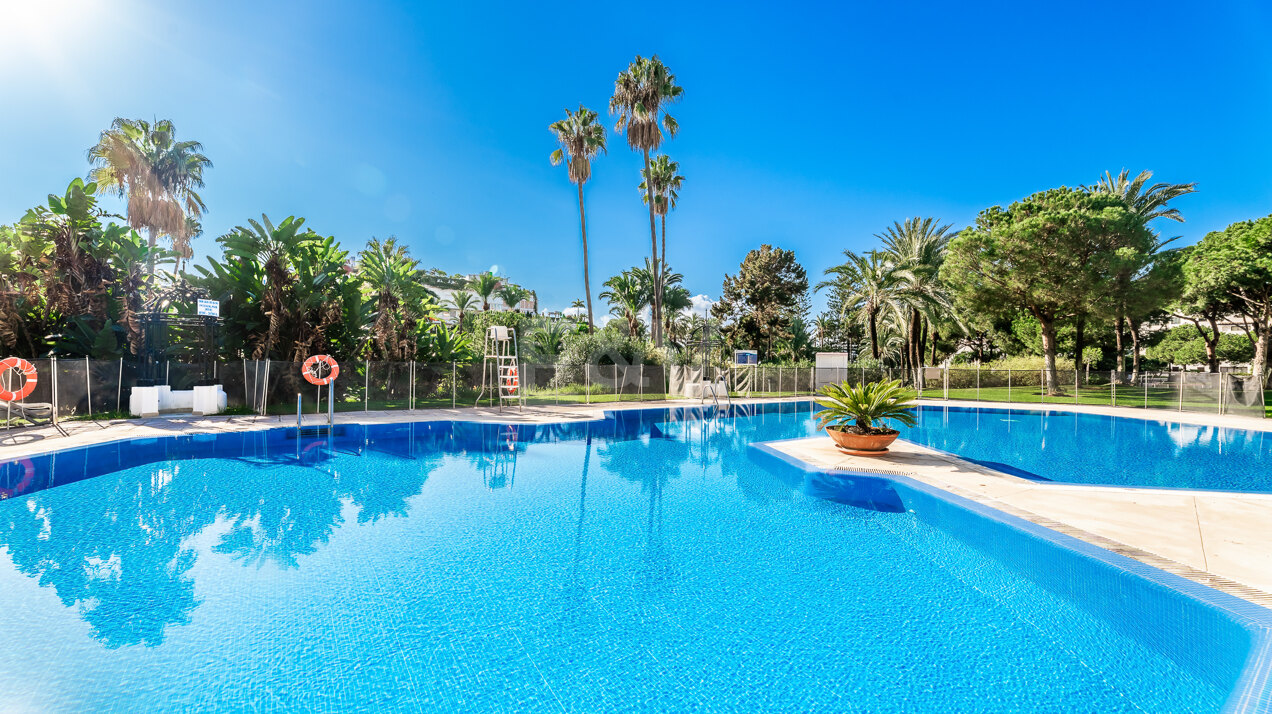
[1163,314,1248,335]
[431,287,535,323]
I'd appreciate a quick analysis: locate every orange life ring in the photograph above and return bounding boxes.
[0,458,35,499]
[0,357,37,402]
[507,367,519,389]
[302,355,339,386]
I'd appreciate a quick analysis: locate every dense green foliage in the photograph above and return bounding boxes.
[1186,215,1272,379]
[944,188,1157,392]
[712,245,809,361]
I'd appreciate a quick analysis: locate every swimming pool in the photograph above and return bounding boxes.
[0,403,1268,712]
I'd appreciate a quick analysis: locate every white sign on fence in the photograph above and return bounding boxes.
[197,299,220,318]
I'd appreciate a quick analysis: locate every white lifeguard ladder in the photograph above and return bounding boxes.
[477,326,523,413]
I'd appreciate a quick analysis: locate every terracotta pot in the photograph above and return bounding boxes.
[827,427,899,456]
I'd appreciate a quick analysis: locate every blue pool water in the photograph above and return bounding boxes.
[896,404,1272,492]
[0,403,1268,712]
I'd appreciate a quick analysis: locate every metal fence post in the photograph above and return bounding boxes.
[640,363,645,401]
[410,360,415,411]
[1007,369,1012,403]
[1179,371,1185,411]
[1218,373,1225,416]
[1111,371,1116,407]
[85,356,92,418]
[586,363,591,405]
[260,359,271,416]
[117,357,124,413]
[943,366,949,400]
[1040,368,1045,404]
[976,363,981,401]
[51,355,58,425]
[1144,374,1148,409]
[364,360,369,412]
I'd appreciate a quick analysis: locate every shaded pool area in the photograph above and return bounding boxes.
[0,403,1268,712]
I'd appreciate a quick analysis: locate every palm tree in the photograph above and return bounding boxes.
[816,250,902,360]
[813,314,836,349]
[639,154,685,283]
[550,105,607,333]
[448,290,477,324]
[610,55,683,347]
[600,271,650,336]
[87,118,212,275]
[662,286,692,344]
[634,259,688,340]
[467,272,500,311]
[360,237,435,360]
[1089,169,1197,223]
[498,284,530,312]
[878,218,957,377]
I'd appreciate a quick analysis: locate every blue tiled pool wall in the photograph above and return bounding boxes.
[897,481,1265,709]
[749,444,1272,712]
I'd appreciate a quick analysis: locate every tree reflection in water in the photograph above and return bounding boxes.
[0,403,817,651]
[0,430,438,648]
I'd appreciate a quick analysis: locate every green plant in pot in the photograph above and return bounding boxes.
[814,379,917,455]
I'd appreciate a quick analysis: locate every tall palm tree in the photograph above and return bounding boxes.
[610,55,683,347]
[448,290,477,324]
[600,271,650,336]
[639,154,685,281]
[467,272,500,311]
[87,118,212,274]
[816,250,902,360]
[1089,169,1197,223]
[550,105,607,333]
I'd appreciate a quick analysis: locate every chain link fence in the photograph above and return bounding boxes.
[1,359,1265,428]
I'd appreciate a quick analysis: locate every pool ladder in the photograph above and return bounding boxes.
[699,375,731,410]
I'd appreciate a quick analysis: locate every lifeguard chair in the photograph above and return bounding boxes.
[477,326,523,413]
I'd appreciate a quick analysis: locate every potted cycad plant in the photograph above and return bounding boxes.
[814,379,918,455]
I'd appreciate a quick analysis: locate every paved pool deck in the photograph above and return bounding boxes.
[2,396,1270,606]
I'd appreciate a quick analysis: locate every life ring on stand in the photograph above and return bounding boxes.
[302,355,339,386]
[0,458,35,499]
[507,367,519,389]
[0,357,37,402]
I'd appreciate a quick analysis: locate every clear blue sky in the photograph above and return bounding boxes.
[3,0,1272,315]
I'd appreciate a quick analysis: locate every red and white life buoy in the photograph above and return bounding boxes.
[302,355,340,386]
[0,458,35,500]
[0,357,37,402]
[507,367,519,389]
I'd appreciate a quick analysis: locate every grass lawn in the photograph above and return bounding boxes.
[938,385,1272,418]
